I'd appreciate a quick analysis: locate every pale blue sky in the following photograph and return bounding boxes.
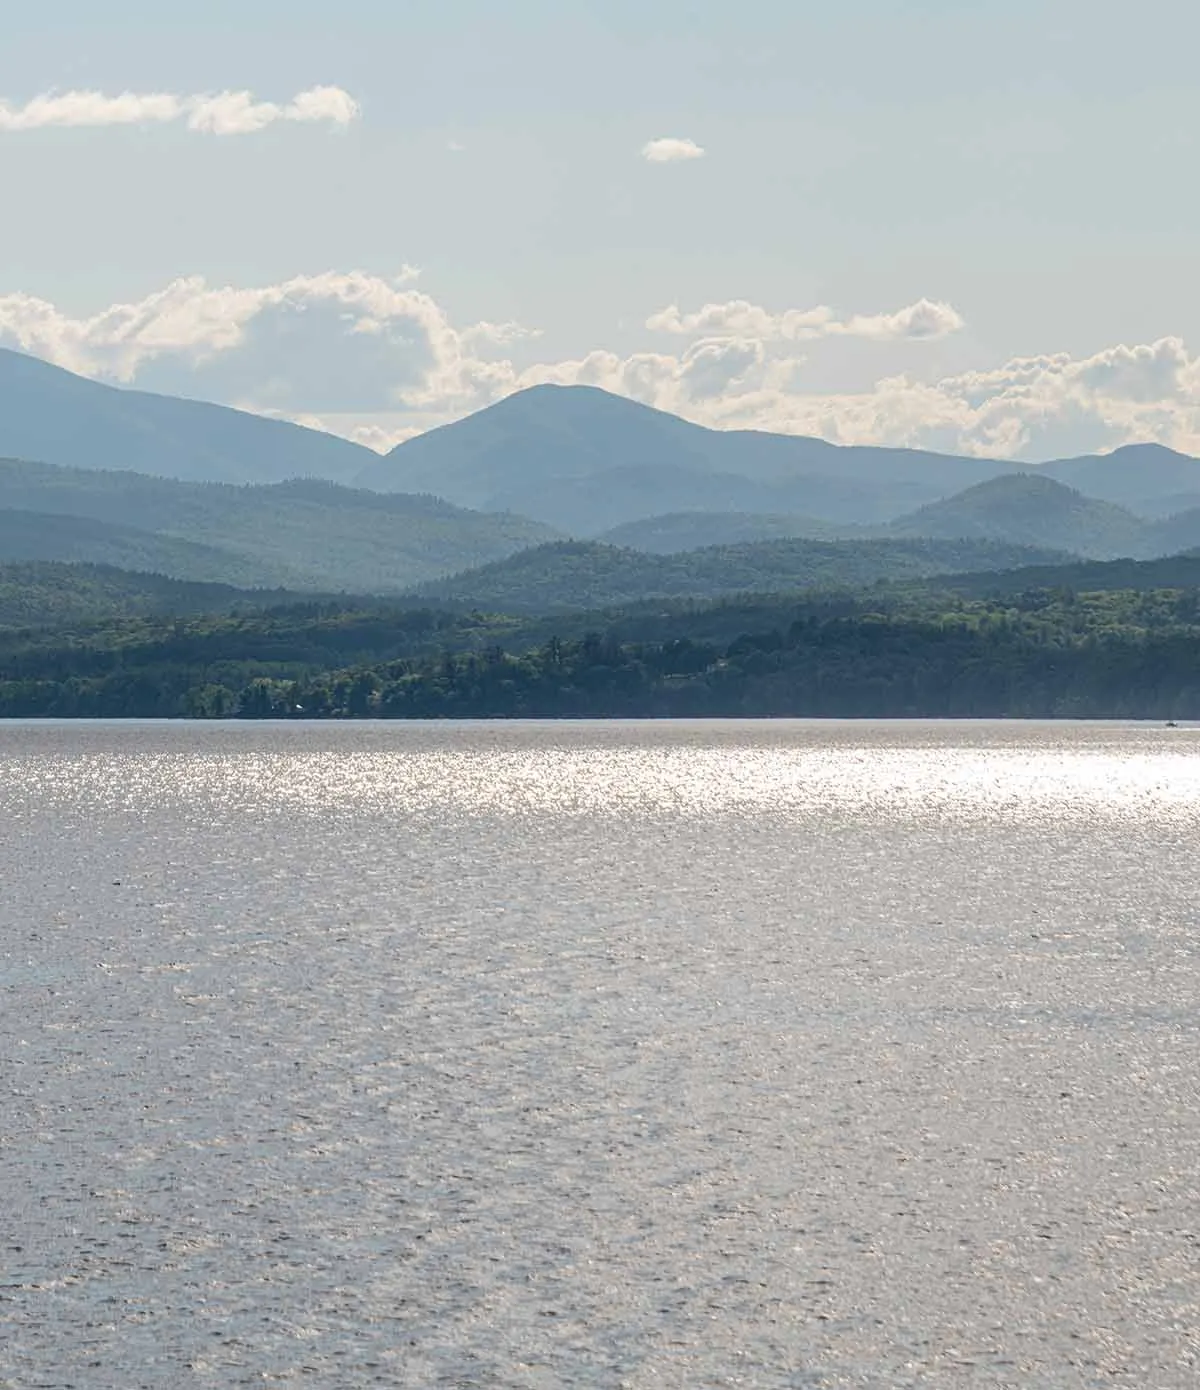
[3,0,1199,457]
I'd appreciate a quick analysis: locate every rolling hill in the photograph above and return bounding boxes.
[409,537,1070,614]
[0,562,317,628]
[0,459,559,592]
[926,552,1200,599]
[0,509,271,586]
[889,473,1200,558]
[0,347,378,485]
[597,511,845,552]
[888,474,1153,558]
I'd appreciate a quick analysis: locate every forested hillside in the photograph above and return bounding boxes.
[597,511,844,551]
[410,537,1069,612]
[0,562,314,628]
[4,577,1200,720]
[0,459,558,591]
[888,474,1153,557]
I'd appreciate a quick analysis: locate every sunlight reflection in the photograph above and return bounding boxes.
[5,722,1200,828]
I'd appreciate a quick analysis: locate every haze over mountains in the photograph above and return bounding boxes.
[0,459,554,592]
[0,348,378,486]
[358,383,1012,528]
[360,381,1200,532]
[2,348,1200,610]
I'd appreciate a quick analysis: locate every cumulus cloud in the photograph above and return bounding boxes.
[2,271,1199,460]
[648,336,1200,460]
[641,136,705,163]
[647,297,965,342]
[0,267,539,413]
[482,334,1200,461]
[0,85,360,134]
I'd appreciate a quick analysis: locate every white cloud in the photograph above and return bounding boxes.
[0,268,537,417]
[641,136,705,163]
[485,334,1200,461]
[647,297,964,342]
[2,271,1199,461]
[0,92,185,131]
[0,86,360,134]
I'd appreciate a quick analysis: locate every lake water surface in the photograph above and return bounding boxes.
[2,720,1199,1388]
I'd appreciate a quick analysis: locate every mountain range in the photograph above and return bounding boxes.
[2,348,1200,612]
[0,459,554,591]
[0,347,376,485]
[3,348,1199,526]
[361,381,1200,531]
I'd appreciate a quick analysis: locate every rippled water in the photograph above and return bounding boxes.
[2,720,1199,1388]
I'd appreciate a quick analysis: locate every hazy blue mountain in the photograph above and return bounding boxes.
[1144,507,1200,556]
[0,458,559,592]
[357,384,1015,527]
[409,537,1069,614]
[487,465,791,533]
[356,385,724,506]
[358,384,1200,534]
[0,348,377,484]
[1135,492,1200,519]
[598,511,847,552]
[0,509,273,586]
[1041,443,1200,514]
[888,473,1154,558]
[487,464,947,532]
[7,347,1200,536]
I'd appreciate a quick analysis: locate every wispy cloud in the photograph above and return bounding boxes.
[641,136,705,163]
[0,85,360,135]
[647,297,965,342]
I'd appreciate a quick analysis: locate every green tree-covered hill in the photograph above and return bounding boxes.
[0,458,559,591]
[409,537,1071,613]
[888,473,1154,557]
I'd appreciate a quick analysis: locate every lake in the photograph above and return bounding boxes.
[2,720,1199,1388]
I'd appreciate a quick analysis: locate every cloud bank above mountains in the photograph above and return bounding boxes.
[1,271,1198,461]
[0,87,360,135]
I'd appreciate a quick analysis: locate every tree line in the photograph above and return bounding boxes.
[3,585,1200,719]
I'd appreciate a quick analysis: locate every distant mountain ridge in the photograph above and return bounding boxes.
[0,458,557,592]
[4,351,1200,596]
[358,383,1200,532]
[357,384,1016,528]
[0,348,377,484]
[594,476,1200,561]
[0,508,268,586]
[1040,443,1200,515]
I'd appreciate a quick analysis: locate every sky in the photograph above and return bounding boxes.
[2,0,1200,458]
